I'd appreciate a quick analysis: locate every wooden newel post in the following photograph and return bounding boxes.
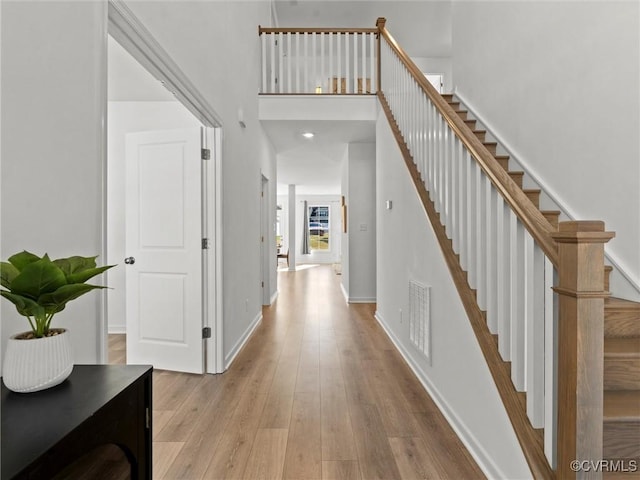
[375,17,386,94]
[552,221,615,479]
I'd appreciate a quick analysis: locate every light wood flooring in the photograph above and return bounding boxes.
[109,264,485,479]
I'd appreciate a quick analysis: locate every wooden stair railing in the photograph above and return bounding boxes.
[375,17,617,479]
[258,26,378,95]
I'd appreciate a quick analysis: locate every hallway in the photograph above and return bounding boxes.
[121,264,485,479]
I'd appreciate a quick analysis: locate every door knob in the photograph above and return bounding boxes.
[124,257,136,265]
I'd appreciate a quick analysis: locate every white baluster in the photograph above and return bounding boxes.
[353,33,358,94]
[320,32,325,93]
[447,127,456,238]
[303,32,309,93]
[458,146,468,270]
[287,33,292,93]
[486,185,498,334]
[261,33,267,93]
[495,194,507,357]
[329,33,333,93]
[370,33,375,92]
[270,33,276,93]
[511,218,526,390]
[544,260,558,468]
[466,157,477,288]
[360,33,367,94]
[434,116,441,212]
[526,238,545,428]
[295,32,300,93]
[476,168,487,310]
[337,33,342,93]
[430,103,436,194]
[345,33,350,93]
[312,33,317,94]
[278,32,284,94]
[498,199,512,360]
[451,137,459,251]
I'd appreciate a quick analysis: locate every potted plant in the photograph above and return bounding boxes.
[0,251,115,393]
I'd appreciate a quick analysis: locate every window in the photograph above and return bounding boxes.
[308,205,329,251]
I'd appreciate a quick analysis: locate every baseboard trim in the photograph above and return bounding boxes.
[224,310,262,369]
[340,282,376,304]
[347,296,377,303]
[108,325,126,335]
[374,311,505,480]
[270,290,279,305]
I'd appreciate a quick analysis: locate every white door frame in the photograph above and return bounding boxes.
[106,0,224,373]
[261,174,271,306]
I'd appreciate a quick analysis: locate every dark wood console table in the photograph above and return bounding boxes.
[1,364,152,479]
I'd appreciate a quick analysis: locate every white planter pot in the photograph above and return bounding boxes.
[2,329,74,393]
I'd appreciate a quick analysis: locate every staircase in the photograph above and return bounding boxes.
[258,18,640,477]
[604,296,640,476]
[442,92,640,477]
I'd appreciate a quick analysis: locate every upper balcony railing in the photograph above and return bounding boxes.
[258,27,378,95]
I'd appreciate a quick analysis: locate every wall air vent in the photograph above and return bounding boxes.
[409,280,431,365]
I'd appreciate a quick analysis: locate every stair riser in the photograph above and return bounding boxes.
[604,421,640,458]
[496,157,510,171]
[474,131,486,142]
[484,143,497,155]
[604,358,640,390]
[524,191,540,209]
[605,310,640,338]
[542,212,560,230]
[509,173,524,189]
[455,111,468,120]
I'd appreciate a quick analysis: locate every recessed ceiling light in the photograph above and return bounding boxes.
[302,132,314,139]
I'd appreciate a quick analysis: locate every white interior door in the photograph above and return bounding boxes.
[125,128,203,373]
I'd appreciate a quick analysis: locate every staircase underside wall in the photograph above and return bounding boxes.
[375,110,532,479]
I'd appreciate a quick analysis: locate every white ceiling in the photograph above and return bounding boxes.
[264,120,375,195]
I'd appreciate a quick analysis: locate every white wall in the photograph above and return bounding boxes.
[376,111,532,479]
[452,1,640,299]
[124,1,277,365]
[106,101,202,333]
[1,1,107,364]
[412,56,453,93]
[342,142,376,302]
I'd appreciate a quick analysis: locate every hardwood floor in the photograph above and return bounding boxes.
[109,264,485,479]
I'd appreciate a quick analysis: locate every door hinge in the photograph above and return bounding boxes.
[201,148,211,160]
[202,238,210,249]
[261,281,264,287]
[202,327,212,339]
[145,407,150,429]
[261,236,264,242]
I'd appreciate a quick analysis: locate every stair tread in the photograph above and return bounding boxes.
[523,188,541,193]
[607,297,640,311]
[541,210,561,214]
[605,337,640,357]
[604,391,640,421]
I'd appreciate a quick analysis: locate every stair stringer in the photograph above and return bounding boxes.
[376,92,555,479]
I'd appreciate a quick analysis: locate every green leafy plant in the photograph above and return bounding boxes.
[0,251,115,338]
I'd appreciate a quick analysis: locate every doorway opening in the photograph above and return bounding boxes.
[106,2,223,373]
